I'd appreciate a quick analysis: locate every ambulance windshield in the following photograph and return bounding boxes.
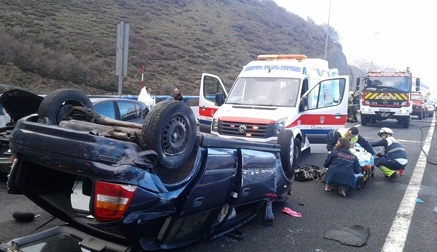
[226,77,300,107]
[365,76,410,92]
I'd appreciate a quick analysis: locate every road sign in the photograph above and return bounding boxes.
[116,22,129,95]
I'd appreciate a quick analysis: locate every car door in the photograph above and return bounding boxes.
[198,73,227,133]
[115,100,144,123]
[295,76,349,150]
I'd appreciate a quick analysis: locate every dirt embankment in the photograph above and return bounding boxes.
[0,63,110,95]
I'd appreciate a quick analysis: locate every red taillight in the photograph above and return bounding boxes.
[94,181,137,222]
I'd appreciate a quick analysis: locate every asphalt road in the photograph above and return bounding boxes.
[1,114,436,252]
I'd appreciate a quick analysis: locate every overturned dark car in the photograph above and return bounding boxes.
[5,89,293,251]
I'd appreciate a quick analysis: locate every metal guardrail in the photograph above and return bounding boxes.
[88,95,200,104]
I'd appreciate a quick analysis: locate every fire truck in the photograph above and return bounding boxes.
[410,91,426,120]
[355,67,420,128]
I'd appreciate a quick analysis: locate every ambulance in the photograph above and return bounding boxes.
[198,54,349,172]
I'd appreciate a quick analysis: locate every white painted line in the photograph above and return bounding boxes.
[381,116,435,252]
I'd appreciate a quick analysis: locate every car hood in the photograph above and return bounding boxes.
[0,89,44,123]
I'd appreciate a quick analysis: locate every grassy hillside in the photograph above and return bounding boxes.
[0,0,348,95]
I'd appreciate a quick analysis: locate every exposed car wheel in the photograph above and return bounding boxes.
[142,100,197,169]
[277,130,295,174]
[38,89,93,125]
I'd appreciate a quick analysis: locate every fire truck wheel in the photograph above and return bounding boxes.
[402,117,410,128]
[361,115,368,126]
[142,100,197,169]
[278,130,295,175]
[37,89,94,125]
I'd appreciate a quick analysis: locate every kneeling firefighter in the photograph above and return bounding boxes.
[370,127,408,182]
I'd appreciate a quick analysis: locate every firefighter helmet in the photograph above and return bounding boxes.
[377,127,394,137]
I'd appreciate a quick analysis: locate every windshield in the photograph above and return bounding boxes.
[364,76,410,92]
[226,77,300,107]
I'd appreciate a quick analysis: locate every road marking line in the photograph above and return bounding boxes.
[381,117,435,252]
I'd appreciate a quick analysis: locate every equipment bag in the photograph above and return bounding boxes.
[294,164,321,182]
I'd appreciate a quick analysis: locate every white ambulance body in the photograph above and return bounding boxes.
[198,54,349,171]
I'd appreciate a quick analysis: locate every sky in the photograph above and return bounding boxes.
[273,0,437,94]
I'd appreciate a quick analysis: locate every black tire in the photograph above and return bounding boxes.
[277,130,295,174]
[38,89,93,125]
[402,117,410,128]
[361,115,368,126]
[293,138,302,170]
[142,100,196,169]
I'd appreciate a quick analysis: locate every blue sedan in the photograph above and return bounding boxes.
[90,97,148,124]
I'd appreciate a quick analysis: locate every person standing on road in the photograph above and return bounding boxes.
[172,88,183,101]
[326,127,375,154]
[370,127,408,182]
[347,91,358,123]
[138,86,155,111]
[323,138,362,197]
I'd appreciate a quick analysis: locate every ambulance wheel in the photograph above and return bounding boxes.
[278,130,295,174]
[142,100,197,169]
[293,138,301,169]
